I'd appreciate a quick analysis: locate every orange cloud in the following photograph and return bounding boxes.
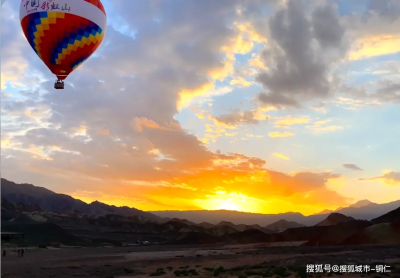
[208,54,235,81]
[16,130,348,215]
[274,116,310,128]
[360,170,400,187]
[133,117,180,133]
[249,52,269,71]
[233,22,268,44]
[273,153,290,160]
[208,21,267,82]
[225,132,238,137]
[230,76,252,87]
[349,34,400,60]
[306,119,344,133]
[195,113,205,119]
[268,131,295,138]
[1,50,29,90]
[177,82,215,110]
[134,118,163,132]
[97,128,110,136]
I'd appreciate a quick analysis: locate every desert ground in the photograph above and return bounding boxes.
[1,243,400,278]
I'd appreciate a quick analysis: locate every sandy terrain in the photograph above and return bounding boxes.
[1,243,400,278]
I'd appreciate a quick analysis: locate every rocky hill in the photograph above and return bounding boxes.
[303,220,372,246]
[1,178,161,221]
[265,219,305,232]
[314,213,355,226]
[303,208,400,246]
[371,207,400,224]
[338,207,400,246]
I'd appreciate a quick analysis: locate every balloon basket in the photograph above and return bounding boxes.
[54,80,64,90]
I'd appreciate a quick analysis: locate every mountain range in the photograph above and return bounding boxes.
[149,198,400,226]
[1,178,400,248]
[2,178,400,227]
[1,179,161,221]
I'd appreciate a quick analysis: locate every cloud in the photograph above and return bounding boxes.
[367,0,400,21]
[343,164,363,171]
[255,0,347,108]
[340,0,400,64]
[360,171,400,186]
[348,34,400,61]
[248,53,269,71]
[165,163,348,213]
[274,116,310,128]
[268,131,295,138]
[210,108,270,128]
[340,79,400,106]
[230,76,252,88]
[0,3,39,90]
[273,153,290,160]
[257,92,299,109]
[212,111,258,126]
[178,83,216,110]
[374,81,400,104]
[306,119,344,133]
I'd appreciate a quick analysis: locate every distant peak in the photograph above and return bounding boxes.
[349,199,375,208]
[217,220,235,226]
[326,212,355,221]
[90,200,106,205]
[216,209,240,213]
[315,212,355,226]
[315,209,333,215]
[265,218,305,230]
[275,219,289,223]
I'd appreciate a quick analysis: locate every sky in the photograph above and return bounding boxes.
[1,0,400,216]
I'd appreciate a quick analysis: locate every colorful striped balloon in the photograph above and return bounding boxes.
[19,0,107,85]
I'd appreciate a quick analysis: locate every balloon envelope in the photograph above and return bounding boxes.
[19,0,107,80]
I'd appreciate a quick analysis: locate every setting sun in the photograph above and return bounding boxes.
[217,201,240,211]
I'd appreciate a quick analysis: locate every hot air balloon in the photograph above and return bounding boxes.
[19,0,107,89]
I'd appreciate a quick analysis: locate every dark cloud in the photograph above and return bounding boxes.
[343,164,363,171]
[257,92,299,109]
[212,110,260,127]
[367,0,400,21]
[101,0,239,78]
[340,80,400,105]
[255,0,347,108]
[374,82,400,104]
[312,3,345,49]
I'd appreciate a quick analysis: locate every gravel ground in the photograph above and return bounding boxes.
[1,244,399,278]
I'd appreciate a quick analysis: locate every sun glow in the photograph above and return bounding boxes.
[194,191,260,212]
[217,201,240,211]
